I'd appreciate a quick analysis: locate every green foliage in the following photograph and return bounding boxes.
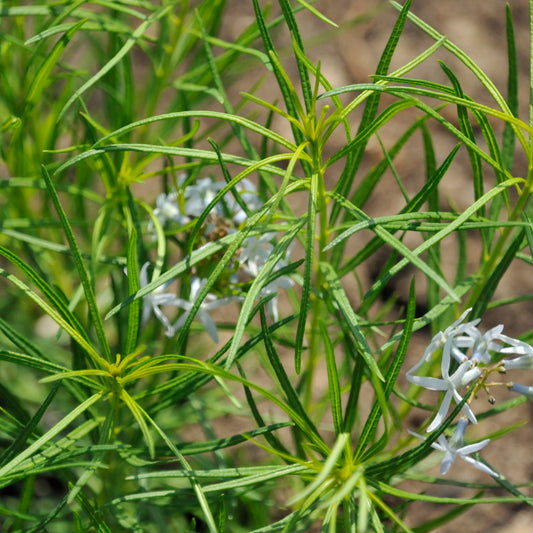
[1,0,533,531]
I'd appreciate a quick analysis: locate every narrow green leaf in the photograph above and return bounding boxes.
[132,356,330,456]
[0,383,60,468]
[41,165,112,362]
[294,169,316,373]
[24,19,86,112]
[0,316,46,360]
[523,213,533,257]
[321,322,343,436]
[331,115,433,265]
[327,0,412,223]
[337,143,460,279]
[57,5,173,120]
[389,0,529,154]
[105,232,239,320]
[0,350,90,383]
[260,308,323,446]
[440,61,484,213]
[135,404,219,533]
[202,464,309,494]
[225,218,305,370]
[120,389,155,458]
[124,224,140,356]
[343,347,366,434]
[420,123,440,315]
[326,193,460,302]
[0,265,103,367]
[238,364,293,458]
[278,0,313,113]
[471,229,525,319]
[326,99,415,168]
[178,422,292,455]
[370,480,526,506]
[503,4,518,171]
[24,415,113,532]
[195,10,265,167]
[55,144,292,180]
[208,138,253,232]
[356,279,416,461]
[252,0,308,155]
[74,488,112,533]
[361,178,521,306]
[0,393,102,480]
[90,110,297,152]
[410,501,478,533]
[292,0,338,27]
[25,17,131,45]
[319,262,384,381]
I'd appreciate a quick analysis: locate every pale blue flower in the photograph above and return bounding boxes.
[232,178,262,224]
[183,176,262,224]
[240,234,275,277]
[260,271,294,322]
[410,418,498,477]
[154,192,190,226]
[408,335,481,432]
[501,339,533,370]
[172,277,239,343]
[137,262,181,337]
[259,245,294,322]
[184,178,224,218]
[469,324,525,364]
[147,191,190,239]
[407,309,480,378]
[508,382,533,400]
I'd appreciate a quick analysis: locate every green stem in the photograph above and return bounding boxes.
[304,157,329,410]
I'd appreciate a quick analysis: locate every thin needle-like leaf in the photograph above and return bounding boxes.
[41,165,112,362]
[0,393,102,480]
[321,323,343,437]
[57,5,173,120]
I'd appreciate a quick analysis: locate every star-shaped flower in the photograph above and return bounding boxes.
[232,178,262,225]
[184,178,224,218]
[260,272,294,323]
[410,418,498,477]
[407,309,481,379]
[154,191,189,226]
[468,324,526,364]
[408,334,481,432]
[136,262,181,337]
[239,234,275,277]
[172,277,239,343]
[259,244,294,322]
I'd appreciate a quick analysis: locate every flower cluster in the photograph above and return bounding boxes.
[407,308,533,478]
[132,175,294,342]
[147,174,262,239]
